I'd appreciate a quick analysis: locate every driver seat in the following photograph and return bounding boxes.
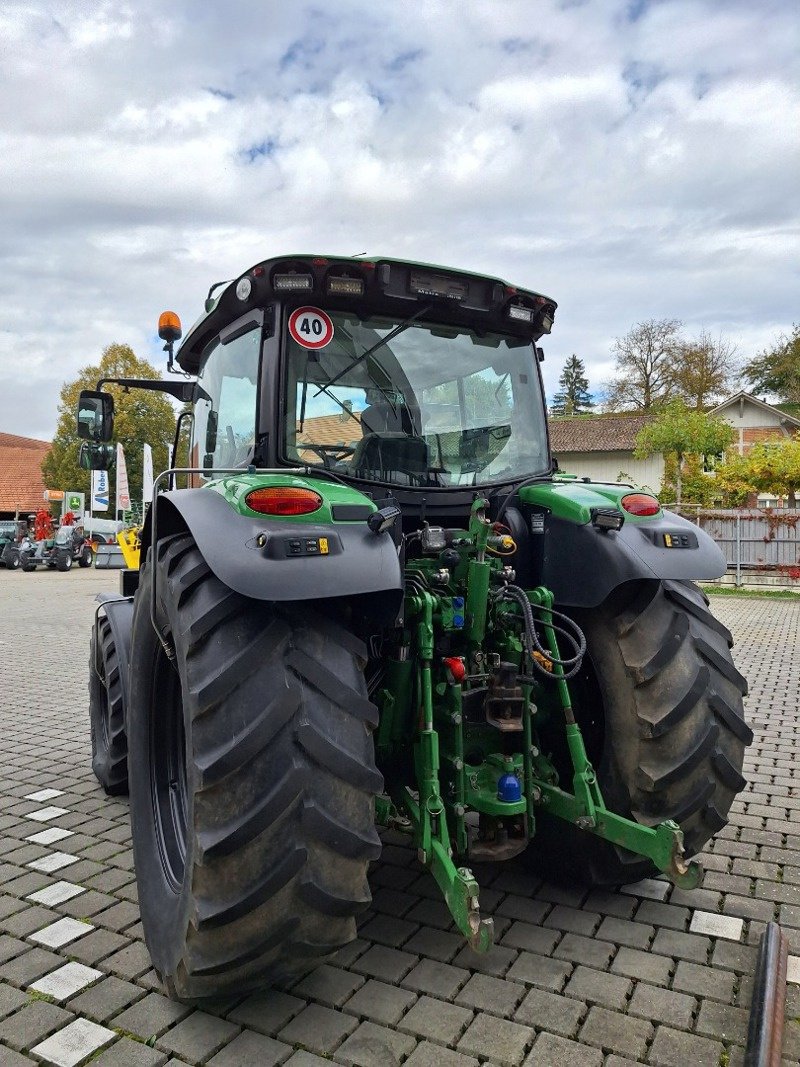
[351,432,429,485]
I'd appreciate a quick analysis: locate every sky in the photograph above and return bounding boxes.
[1,0,798,441]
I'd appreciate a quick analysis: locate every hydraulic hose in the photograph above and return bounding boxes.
[501,584,587,680]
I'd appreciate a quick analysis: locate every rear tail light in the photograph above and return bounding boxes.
[245,487,322,515]
[620,493,661,517]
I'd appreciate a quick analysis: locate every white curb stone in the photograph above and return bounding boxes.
[26,806,70,822]
[26,827,75,845]
[27,881,85,906]
[30,1018,116,1067]
[24,789,66,802]
[30,961,103,1000]
[30,917,94,949]
[689,911,744,941]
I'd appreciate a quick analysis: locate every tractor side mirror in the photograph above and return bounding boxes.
[79,442,116,471]
[77,390,115,442]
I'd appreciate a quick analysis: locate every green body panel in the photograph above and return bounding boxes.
[519,479,660,524]
[203,472,376,523]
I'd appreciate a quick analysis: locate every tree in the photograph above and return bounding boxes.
[672,329,739,409]
[42,344,176,514]
[604,319,683,412]
[715,438,800,507]
[743,324,800,403]
[550,355,594,416]
[634,400,736,504]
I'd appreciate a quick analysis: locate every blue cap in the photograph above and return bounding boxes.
[497,773,522,803]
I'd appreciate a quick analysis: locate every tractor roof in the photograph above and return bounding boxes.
[177,254,556,373]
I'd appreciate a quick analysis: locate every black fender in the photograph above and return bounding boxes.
[140,488,403,623]
[534,509,726,609]
[95,594,134,720]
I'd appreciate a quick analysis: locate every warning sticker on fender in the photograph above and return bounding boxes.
[288,306,334,350]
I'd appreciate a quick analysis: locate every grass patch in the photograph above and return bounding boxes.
[700,585,800,600]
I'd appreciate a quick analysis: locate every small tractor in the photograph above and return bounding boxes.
[21,510,93,571]
[78,254,751,1003]
[0,519,26,570]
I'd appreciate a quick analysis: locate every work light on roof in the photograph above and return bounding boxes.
[327,275,365,297]
[507,304,533,323]
[274,273,313,291]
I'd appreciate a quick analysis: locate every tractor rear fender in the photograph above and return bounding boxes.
[140,488,404,623]
[95,594,134,717]
[519,484,726,609]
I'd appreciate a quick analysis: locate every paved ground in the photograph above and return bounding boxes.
[1,568,799,1067]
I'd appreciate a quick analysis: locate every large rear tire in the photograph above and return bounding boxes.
[529,579,751,886]
[128,533,382,1001]
[89,616,129,796]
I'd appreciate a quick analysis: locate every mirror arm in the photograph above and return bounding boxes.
[96,378,202,403]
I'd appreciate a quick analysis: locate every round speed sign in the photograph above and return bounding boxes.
[288,306,334,350]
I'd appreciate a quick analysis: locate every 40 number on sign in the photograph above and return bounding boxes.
[288,307,334,350]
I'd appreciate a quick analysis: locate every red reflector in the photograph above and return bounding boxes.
[311,257,329,266]
[620,493,661,517]
[245,487,322,516]
[253,265,265,277]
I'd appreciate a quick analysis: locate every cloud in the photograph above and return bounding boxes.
[0,0,797,438]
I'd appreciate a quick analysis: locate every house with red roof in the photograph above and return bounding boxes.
[0,432,52,519]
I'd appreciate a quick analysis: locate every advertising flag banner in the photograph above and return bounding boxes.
[142,443,154,506]
[116,444,131,514]
[91,469,110,512]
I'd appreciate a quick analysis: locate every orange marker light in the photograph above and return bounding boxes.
[245,487,323,516]
[158,311,182,343]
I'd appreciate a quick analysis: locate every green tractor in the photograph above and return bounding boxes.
[78,255,750,1003]
[0,519,24,570]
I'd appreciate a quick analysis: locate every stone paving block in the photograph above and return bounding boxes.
[2,999,75,1052]
[711,938,758,974]
[343,978,417,1026]
[500,921,560,955]
[102,940,152,980]
[455,972,526,1019]
[672,959,736,1001]
[0,981,28,1018]
[26,828,74,846]
[611,945,673,986]
[595,915,654,950]
[291,964,364,1008]
[523,1030,603,1066]
[651,927,711,963]
[619,878,670,901]
[404,1042,479,1066]
[30,1017,116,1067]
[335,1019,416,1066]
[401,958,470,999]
[648,1024,723,1067]
[283,1052,340,1066]
[552,932,615,969]
[0,934,27,963]
[228,989,307,1035]
[113,992,192,1039]
[25,805,70,822]
[452,941,517,977]
[206,1028,292,1066]
[65,927,129,966]
[544,904,601,937]
[628,981,695,1028]
[66,974,144,1023]
[0,1046,36,1066]
[27,851,80,874]
[514,984,587,1037]
[0,946,65,985]
[278,1002,358,1056]
[351,944,418,984]
[457,1011,534,1065]
[29,917,93,949]
[357,914,417,948]
[496,895,551,926]
[579,1005,653,1059]
[91,1036,169,1066]
[563,964,631,1010]
[402,925,462,962]
[26,881,85,907]
[787,954,800,983]
[398,993,472,1045]
[505,951,572,991]
[689,910,744,940]
[30,961,103,1000]
[695,997,750,1045]
[156,1011,240,1061]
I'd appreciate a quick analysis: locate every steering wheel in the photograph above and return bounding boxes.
[304,444,355,465]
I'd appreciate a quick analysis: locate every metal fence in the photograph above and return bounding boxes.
[668,507,800,588]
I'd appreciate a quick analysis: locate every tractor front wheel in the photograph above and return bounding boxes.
[79,546,93,568]
[89,616,129,796]
[127,533,382,1001]
[56,551,72,572]
[530,579,750,886]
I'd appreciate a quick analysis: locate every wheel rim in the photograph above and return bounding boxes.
[150,644,188,892]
